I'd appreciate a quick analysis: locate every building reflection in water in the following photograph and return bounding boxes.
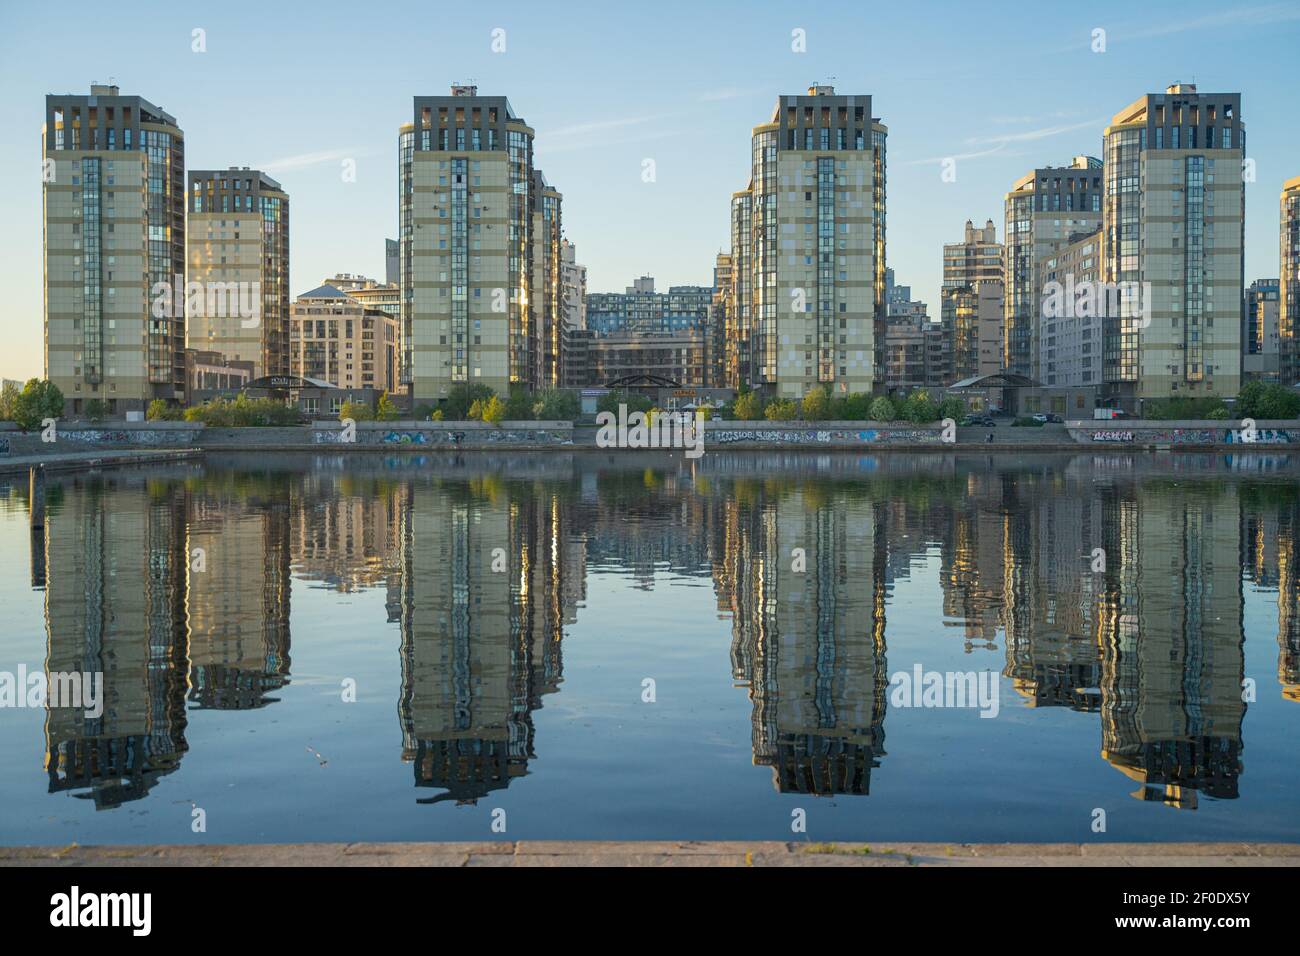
[715,478,888,795]
[42,476,190,809]
[186,473,292,710]
[1096,482,1245,809]
[26,454,1300,813]
[396,476,567,803]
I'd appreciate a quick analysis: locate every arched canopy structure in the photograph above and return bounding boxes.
[604,372,682,389]
[243,374,337,391]
[949,372,1041,389]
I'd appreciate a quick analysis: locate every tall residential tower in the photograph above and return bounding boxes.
[398,85,562,407]
[1101,84,1245,407]
[1281,176,1300,387]
[726,86,886,398]
[43,84,186,414]
[186,168,289,378]
[1003,157,1103,379]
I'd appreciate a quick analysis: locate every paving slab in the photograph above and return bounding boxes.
[2,842,1296,867]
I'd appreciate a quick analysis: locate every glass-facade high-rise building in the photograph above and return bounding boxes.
[186,168,290,378]
[1101,84,1245,408]
[398,86,563,407]
[43,84,186,414]
[1003,157,1103,380]
[1281,176,1300,387]
[725,86,886,398]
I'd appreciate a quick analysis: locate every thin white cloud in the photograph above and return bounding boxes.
[964,118,1103,147]
[255,148,358,172]
[905,143,1010,166]
[1051,3,1300,52]
[547,114,674,139]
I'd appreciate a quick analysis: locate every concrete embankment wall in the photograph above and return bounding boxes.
[2,418,1298,458]
[1063,419,1299,447]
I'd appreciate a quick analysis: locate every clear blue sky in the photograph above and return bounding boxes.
[2,0,1298,381]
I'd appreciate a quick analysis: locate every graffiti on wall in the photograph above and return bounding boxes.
[61,429,194,446]
[315,428,573,446]
[713,428,940,445]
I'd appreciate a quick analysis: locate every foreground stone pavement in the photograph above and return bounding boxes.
[3,842,1298,867]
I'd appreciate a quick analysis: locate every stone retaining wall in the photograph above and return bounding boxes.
[1065,419,1299,446]
[310,420,574,447]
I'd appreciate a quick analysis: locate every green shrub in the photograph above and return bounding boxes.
[532,389,580,421]
[868,396,897,422]
[937,397,967,421]
[8,379,64,431]
[764,398,798,421]
[504,384,534,421]
[375,392,400,421]
[339,400,374,422]
[184,394,298,427]
[732,391,764,421]
[800,386,831,421]
[1144,396,1228,420]
[1236,381,1300,420]
[146,399,183,421]
[83,399,109,422]
[832,392,873,421]
[900,391,939,423]
[445,383,495,421]
[596,389,652,416]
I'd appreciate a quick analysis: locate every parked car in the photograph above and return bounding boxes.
[960,415,997,427]
[1031,413,1049,423]
[1046,413,1064,424]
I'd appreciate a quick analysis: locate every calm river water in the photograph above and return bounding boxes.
[0,450,1297,844]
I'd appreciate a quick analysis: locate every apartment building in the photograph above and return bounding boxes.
[1244,278,1281,383]
[1038,229,1104,388]
[1003,157,1103,379]
[1101,83,1245,407]
[1281,177,1300,386]
[186,167,289,378]
[398,85,562,406]
[950,279,1006,382]
[290,284,399,393]
[43,84,186,414]
[726,85,887,398]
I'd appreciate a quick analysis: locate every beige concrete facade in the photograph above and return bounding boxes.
[1004,157,1103,379]
[43,85,186,415]
[1281,176,1300,386]
[950,279,1006,381]
[186,168,289,379]
[399,87,562,406]
[728,87,886,400]
[290,285,399,392]
[1102,84,1244,406]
